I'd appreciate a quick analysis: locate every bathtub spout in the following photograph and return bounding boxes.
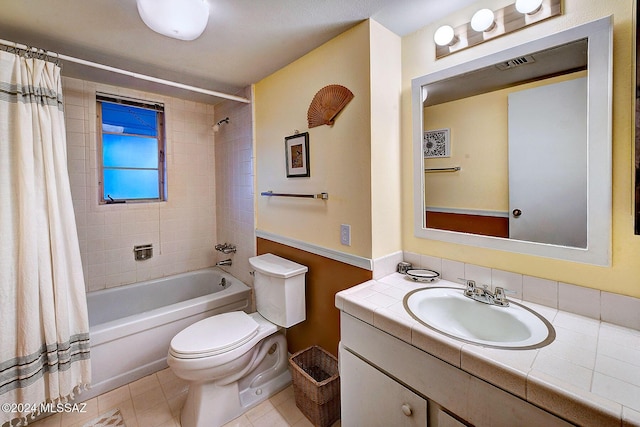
[216,259,232,267]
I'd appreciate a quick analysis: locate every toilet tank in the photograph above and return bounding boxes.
[249,253,308,328]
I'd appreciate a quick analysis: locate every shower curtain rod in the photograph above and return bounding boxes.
[0,38,251,104]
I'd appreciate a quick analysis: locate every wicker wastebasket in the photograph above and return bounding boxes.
[289,346,340,427]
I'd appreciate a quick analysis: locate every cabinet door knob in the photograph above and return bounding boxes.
[401,403,413,416]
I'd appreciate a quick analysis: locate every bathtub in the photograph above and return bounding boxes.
[84,267,251,400]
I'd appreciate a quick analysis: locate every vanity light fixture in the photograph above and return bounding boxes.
[434,0,561,59]
[515,0,544,15]
[136,0,209,41]
[470,9,496,33]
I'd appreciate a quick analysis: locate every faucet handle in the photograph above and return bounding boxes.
[493,287,515,306]
[495,286,517,296]
[461,279,476,296]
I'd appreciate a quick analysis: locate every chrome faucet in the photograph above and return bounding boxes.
[463,280,511,307]
[216,259,232,267]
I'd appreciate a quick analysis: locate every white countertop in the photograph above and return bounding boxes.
[335,273,640,427]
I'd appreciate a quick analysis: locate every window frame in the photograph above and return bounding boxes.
[96,93,166,204]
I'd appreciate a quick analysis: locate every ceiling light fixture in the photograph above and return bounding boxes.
[136,0,209,41]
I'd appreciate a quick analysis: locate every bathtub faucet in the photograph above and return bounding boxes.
[215,243,237,254]
[216,259,232,267]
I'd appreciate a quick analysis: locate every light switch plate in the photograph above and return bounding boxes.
[340,224,351,246]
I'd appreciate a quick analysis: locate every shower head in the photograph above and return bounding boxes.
[213,117,230,132]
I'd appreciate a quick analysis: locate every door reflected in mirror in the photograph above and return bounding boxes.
[412,17,612,265]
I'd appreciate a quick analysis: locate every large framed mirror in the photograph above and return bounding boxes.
[412,16,612,266]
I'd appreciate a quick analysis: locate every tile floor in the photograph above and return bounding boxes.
[27,369,338,427]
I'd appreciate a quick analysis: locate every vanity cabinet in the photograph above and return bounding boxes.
[339,312,573,427]
[340,347,427,426]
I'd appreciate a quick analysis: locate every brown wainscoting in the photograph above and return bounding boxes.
[257,237,372,357]
[426,211,509,238]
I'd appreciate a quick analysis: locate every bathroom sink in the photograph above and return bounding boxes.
[403,287,555,349]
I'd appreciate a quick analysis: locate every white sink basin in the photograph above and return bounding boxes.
[404,287,555,349]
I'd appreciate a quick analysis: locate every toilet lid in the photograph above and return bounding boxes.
[170,311,259,358]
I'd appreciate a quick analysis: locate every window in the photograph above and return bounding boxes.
[97,94,166,203]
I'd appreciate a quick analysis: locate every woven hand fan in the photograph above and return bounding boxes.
[307,84,354,128]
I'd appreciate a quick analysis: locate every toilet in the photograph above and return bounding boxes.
[167,253,308,427]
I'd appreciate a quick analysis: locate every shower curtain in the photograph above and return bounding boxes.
[0,49,90,425]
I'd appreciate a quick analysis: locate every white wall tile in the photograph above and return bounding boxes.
[464,264,491,287]
[523,276,558,308]
[441,258,465,283]
[213,87,255,287]
[63,76,219,293]
[558,282,600,320]
[491,269,523,299]
[373,251,403,279]
[420,254,442,274]
[601,292,640,330]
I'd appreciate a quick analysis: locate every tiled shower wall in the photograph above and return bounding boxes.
[63,77,218,292]
[213,87,256,286]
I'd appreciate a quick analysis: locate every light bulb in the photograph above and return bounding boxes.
[515,0,544,14]
[471,9,496,32]
[434,25,456,47]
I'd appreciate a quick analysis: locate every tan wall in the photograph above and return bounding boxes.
[370,21,403,258]
[253,21,402,354]
[254,19,403,261]
[402,0,639,297]
[254,21,373,258]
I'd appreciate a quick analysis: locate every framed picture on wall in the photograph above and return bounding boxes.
[285,132,310,177]
[423,128,450,158]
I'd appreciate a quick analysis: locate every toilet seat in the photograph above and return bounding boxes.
[170,311,259,359]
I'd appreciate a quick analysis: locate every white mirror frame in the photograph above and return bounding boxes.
[412,16,612,266]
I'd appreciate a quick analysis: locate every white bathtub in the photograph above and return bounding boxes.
[84,267,251,400]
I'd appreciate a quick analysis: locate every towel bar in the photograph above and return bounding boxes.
[261,191,328,200]
[424,166,461,173]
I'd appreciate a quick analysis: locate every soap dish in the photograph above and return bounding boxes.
[405,269,440,282]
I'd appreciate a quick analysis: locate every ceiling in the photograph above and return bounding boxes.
[0,0,477,104]
[423,38,588,106]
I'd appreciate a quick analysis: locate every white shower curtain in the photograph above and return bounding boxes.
[0,49,91,425]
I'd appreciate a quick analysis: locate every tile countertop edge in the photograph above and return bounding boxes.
[335,277,640,427]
